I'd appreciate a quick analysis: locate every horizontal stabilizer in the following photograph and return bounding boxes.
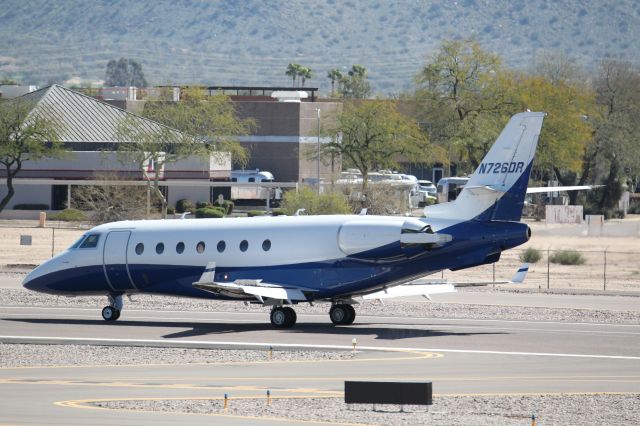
[526,185,601,194]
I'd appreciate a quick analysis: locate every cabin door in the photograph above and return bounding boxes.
[103,231,136,291]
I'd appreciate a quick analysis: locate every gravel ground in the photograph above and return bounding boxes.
[93,394,640,425]
[0,344,353,368]
[1,287,639,324]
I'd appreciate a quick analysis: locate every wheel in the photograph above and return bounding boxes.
[101,306,119,321]
[330,304,351,325]
[270,307,288,328]
[113,309,121,320]
[283,307,297,327]
[271,307,296,328]
[343,304,356,325]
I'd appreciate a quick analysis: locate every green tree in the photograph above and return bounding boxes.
[339,65,372,99]
[285,63,301,87]
[299,66,312,87]
[116,88,252,217]
[327,68,343,97]
[325,101,445,200]
[0,77,18,85]
[510,73,596,180]
[589,60,640,211]
[413,39,510,172]
[0,99,64,212]
[105,58,148,87]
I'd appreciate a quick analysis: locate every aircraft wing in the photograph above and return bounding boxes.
[192,262,310,304]
[362,264,528,301]
[526,185,601,193]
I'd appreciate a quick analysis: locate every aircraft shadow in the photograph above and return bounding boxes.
[5,317,505,341]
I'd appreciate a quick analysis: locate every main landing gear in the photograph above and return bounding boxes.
[102,294,123,321]
[270,306,297,328]
[329,304,356,325]
[268,303,357,328]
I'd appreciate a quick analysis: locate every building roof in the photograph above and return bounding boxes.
[17,84,163,143]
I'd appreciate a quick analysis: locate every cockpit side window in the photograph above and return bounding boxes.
[79,234,100,249]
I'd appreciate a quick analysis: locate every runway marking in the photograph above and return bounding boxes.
[1,335,639,361]
[55,394,369,426]
[2,305,639,327]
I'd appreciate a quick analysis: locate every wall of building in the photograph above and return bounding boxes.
[0,184,52,209]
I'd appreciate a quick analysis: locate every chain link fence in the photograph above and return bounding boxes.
[1,224,639,292]
[443,248,640,292]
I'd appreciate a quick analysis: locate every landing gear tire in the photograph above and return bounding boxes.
[101,306,120,321]
[330,304,355,325]
[270,307,296,328]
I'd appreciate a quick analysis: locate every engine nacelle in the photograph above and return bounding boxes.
[337,218,446,260]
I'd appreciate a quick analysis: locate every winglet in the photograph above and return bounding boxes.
[510,263,529,283]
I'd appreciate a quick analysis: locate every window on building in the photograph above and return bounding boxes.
[196,241,206,253]
[135,243,144,255]
[248,177,255,182]
[156,243,164,254]
[79,234,100,249]
[176,242,185,254]
[217,240,226,253]
[240,240,248,252]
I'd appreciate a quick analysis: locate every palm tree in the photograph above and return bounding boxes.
[327,68,343,97]
[299,67,312,87]
[285,63,300,87]
[349,64,367,78]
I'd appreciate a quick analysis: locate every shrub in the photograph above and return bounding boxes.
[13,203,49,210]
[166,205,175,215]
[195,201,211,209]
[271,208,286,216]
[519,247,542,264]
[175,199,194,213]
[194,207,224,218]
[49,208,87,222]
[281,187,351,215]
[549,250,586,265]
[214,200,234,215]
[247,210,266,217]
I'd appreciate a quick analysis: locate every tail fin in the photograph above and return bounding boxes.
[426,112,545,222]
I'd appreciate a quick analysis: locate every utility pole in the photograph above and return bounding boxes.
[316,108,321,195]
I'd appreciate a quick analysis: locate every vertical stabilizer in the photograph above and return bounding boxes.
[426,112,545,222]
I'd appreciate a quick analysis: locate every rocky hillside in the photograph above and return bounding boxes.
[1,0,638,94]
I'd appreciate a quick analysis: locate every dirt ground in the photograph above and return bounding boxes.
[1,216,638,292]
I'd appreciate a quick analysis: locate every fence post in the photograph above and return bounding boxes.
[51,227,55,258]
[603,249,607,292]
[547,248,550,290]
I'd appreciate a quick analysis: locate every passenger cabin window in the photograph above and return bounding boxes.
[155,243,164,254]
[176,242,185,254]
[79,234,100,248]
[196,241,206,253]
[262,239,271,251]
[135,243,144,255]
[217,240,226,253]
[240,240,248,252]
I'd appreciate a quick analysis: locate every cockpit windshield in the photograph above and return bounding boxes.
[69,234,87,249]
[69,233,101,249]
